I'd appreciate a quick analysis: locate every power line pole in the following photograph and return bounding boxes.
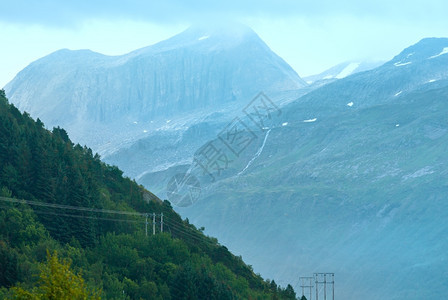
[300,277,313,300]
[161,213,164,232]
[299,277,313,300]
[152,213,156,235]
[301,279,304,297]
[331,273,334,300]
[145,213,148,237]
[324,274,327,300]
[314,273,334,300]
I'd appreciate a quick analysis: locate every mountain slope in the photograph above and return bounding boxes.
[0,90,297,299]
[138,37,448,300]
[4,24,306,152]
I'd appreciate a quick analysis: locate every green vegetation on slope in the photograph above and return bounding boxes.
[0,90,296,299]
[11,250,101,299]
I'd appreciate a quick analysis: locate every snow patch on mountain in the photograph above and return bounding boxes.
[429,47,448,59]
[394,62,412,67]
[303,60,384,83]
[402,166,434,180]
[336,62,360,79]
[303,118,317,123]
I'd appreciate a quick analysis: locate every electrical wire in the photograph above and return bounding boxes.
[163,219,205,243]
[0,196,159,217]
[0,196,217,246]
[0,204,144,223]
[163,218,217,246]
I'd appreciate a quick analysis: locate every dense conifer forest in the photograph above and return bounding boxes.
[0,89,297,299]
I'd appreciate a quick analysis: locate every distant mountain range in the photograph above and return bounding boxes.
[138,37,448,300]
[5,23,306,155]
[5,25,448,300]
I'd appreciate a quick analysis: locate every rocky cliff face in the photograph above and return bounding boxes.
[5,24,306,151]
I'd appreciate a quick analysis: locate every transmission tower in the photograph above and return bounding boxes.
[299,276,314,300]
[313,273,334,300]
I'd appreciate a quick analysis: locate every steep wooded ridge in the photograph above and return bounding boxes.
[0,90,296,299]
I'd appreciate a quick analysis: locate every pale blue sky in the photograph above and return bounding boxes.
[1,0,448,87]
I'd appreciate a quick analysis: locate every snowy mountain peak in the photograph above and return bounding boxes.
[390,37,448,66]
[133,22,261,55]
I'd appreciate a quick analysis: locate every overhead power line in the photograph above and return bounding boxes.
[0,196,159,217]
[0,196,217,244]
[0,204,145,224]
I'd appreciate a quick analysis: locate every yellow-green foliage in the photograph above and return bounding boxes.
[11,251,100,300]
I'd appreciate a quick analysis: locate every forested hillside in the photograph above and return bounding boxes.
[0,89,296,299]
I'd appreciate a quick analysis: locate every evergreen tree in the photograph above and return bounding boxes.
[0,241,19,287]
[282,284,297,299]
